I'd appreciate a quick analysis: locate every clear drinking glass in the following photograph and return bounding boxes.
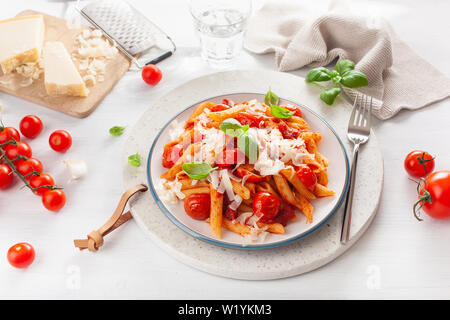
[189,0,252,68]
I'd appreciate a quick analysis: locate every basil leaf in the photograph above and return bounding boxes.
[335,59,355,75]
[237,133,259,164]
[109,126,126,136]
[265,88,279,106]
[182,162,216,180]
[320,87,342,105]
[220,118,248,137]
[128,153,141,167]
[305,67,332,83]
[340,70,368,88]
[270,105,295,119]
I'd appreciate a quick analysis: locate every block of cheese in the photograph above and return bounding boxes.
[43,41,87,97]
[0,15,45,74]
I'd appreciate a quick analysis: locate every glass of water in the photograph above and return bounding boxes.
[189,0,252,68]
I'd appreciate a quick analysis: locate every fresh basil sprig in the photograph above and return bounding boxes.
[128,153,141,167]
[305,59,368,105]
[219,118,249,138]
[182,162,217,180]
[219,119,260,163]
[264,88,295,119]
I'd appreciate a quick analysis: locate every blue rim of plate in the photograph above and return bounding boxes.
[147,93,350,250]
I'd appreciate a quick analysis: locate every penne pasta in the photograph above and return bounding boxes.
[273,175,302,210]
[280,168,316,199]
[181,187,210,197]
[231,179,251,200]
[314,183,335,197]
[209,184,223,238]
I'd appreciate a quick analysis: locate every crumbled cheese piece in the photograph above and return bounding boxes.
[64,159,88,180]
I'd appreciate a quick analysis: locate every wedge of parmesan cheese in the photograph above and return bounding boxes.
[43,41,87,97]
[0,15,45,74]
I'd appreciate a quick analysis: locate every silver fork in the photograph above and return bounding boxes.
[340,94,373,244]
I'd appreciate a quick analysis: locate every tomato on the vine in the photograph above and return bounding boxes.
[184,193,210,220]
[7,243,35,268]
[414,171,450,220]
[0,127,20,148]
[0,164,13,189]
[42,189,66,212]
[49,130,72,152]
[5,141,32,161]
[30,174,55,196]
[253,191,281,223]
[15,158,43,180]
[19,115,43,139]
[404,150,435,178]
[141,64,162,86]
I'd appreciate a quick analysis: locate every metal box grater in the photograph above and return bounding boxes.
[76,0,176,68]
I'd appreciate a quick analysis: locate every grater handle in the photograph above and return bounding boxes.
[145,51,173,66]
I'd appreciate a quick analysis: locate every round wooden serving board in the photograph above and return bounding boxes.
[122,70,383,280]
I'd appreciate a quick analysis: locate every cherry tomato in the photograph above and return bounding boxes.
[162,142,184,168]
[184,193,211,220]
[15,158,43,180]
[19,115,43,139]
[415,171,450,220]
[404,150,435,178]
[4,141,32,161]
[281,104,302,117]
[0,127,20,148]
[235,166,265,183]
[274,202,296,226]
[235,113,266,128]
[7,242,35,269]
[215,149,245,168]
[296,166,317,192]
[141,64,162,86]
[0,164,13,189]
[30,174,55,196]
[278,121,300,139]
[253,192,281,223]
[42,189,66,212]
[210,104,231,112]
[49,130,72,152]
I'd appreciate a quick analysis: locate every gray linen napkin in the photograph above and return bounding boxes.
[244,1,450,119]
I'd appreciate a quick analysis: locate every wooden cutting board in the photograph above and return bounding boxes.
[0,10,131,118]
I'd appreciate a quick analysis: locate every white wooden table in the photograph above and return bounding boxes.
[1,0,449,299]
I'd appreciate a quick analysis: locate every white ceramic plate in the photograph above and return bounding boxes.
[147,93,349,249]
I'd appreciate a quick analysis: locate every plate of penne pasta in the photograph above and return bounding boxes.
[147,90,350,249]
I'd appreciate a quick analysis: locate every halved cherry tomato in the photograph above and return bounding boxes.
[235,166,265,183]
[184,193,211,220]
[42,189,66,212]
[210,104,231,112]
[296,166,317,192]
[5,141,32,161]
[235,112,266,128]
[19,115,43,139]
[30,174,55,196]
[278,121,300,139]
[222,98,235,107]
[49,130,72,153]
[141,64,162,86]
[215,149,245,169]
[415,171,450,220]
[0,127,20,148]
[15,158,43,180]
[253,191,281,223]
[0,164,13,189]
[162,142,184,168]
[281,104,302,117]
[7,242,35,269]
[274,202,296,226]
[404,150,435,178]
